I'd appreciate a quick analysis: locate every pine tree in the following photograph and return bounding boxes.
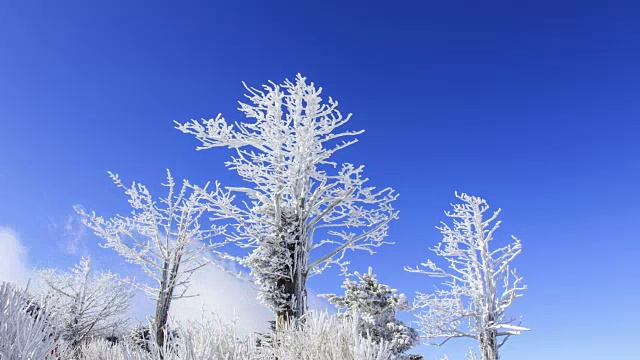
[321,267,419,357]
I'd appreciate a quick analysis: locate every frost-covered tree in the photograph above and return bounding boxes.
[321,267,419,357]
[405,193,528,360]
[77,170,227,350]
[176,74,399,329]
[36,256,134,349]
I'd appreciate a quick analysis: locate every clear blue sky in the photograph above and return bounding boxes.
[0,1,637,358]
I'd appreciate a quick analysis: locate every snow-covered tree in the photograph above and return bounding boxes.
[77,170,227,350]
[36,256,133,349]
[175,74,399,329]
[405,192,528,360]
[321,267,419,357]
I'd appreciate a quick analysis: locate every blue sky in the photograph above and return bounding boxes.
[0,0,638,358]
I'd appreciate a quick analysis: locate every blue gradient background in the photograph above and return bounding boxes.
[1,1,637,358]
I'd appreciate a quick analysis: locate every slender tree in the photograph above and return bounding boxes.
[176,74,399,329]
[36,256,133,350]
[321,267,419,357]
[405,192,528,360]
[77,169,227,350]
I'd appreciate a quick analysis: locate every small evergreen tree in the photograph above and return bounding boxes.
[321,267,419,357]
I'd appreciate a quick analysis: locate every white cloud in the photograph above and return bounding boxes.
[307,287,331,313]
[168,263,273,336]
[48,206,89,256]
[127,291,156,324]
[0,226,32,286]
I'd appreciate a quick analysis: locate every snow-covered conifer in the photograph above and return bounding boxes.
[321,267,418,356]
[405,193,528,360]
[176,74,398,329]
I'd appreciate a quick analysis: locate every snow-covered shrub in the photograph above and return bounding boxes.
[192,310,398,359]
[128,321,181,357]
[0,281,63,359]
[57,338,131,360]
[37,256,134,350]
[50,310,401,360]
[268,311,396,360]
[57,325,179,360]
[168,314,260,360]
[129,323,153,353]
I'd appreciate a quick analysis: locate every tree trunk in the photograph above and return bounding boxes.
[154,252,181,353]
[275,239,308,331]
[479,329,498,360]
[274,207,309,331]
[154,292,171,352]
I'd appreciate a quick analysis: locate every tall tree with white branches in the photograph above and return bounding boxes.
[36,256,134,350]
[77,170,227,350]
[175,74,399,329]
[405,192,528,360]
